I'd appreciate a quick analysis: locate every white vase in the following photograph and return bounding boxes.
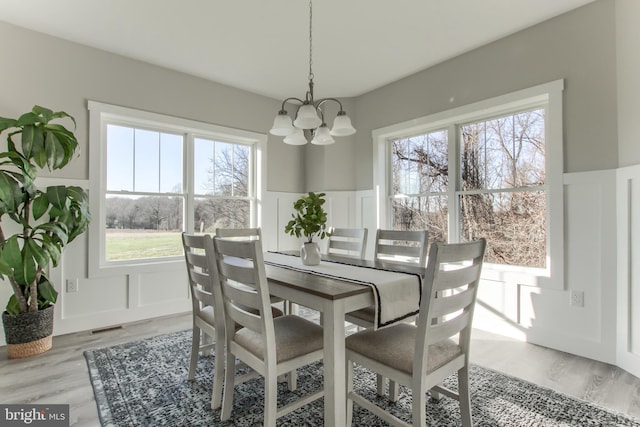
[301,242,321,266]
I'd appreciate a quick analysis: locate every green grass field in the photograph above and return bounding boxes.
[106,230,183,261]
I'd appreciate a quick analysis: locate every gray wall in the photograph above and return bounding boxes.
[304,97,358,191]
[353,0,619,190]
[616,0,640,166]
[0,21,305,193]
[0,0,627,193]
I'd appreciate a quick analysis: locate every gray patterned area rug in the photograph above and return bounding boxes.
[84,330,639,426]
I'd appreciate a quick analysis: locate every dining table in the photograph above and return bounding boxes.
[263,251,427,427]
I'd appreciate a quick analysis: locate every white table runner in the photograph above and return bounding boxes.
[264,252,421,329]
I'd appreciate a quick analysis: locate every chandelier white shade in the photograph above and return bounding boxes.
[270,111,294,136]
[283,128,307,145]
[311,124,334,145]
[269,0,355,145]
[330,111,356,136]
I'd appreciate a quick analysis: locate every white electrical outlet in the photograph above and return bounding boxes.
[570,290,584,307]
[66,279,79,293]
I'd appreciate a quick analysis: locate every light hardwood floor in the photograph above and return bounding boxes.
[1,312,639,426]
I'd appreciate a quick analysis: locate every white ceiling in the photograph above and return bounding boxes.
[0,0,596,100]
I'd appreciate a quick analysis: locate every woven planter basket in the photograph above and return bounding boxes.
[2,304,54,359]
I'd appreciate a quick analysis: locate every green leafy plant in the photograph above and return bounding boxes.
[284,192,329,243]
[0,106,91,316]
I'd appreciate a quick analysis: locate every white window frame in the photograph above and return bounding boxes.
[373,80,564,289]
[88,101,266,277]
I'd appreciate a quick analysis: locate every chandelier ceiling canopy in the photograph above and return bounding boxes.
[269,0,356,145]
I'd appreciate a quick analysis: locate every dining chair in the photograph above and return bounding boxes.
[345,229,429,399]
[215,227,262,241]
[374,229,429,265]
[345,229,428,329]
[326,227,368,259]
[345,239,487,427]
[216,227,288,313]
[181,233,226,410]
[182,232,286,409]
[213,237,325,426]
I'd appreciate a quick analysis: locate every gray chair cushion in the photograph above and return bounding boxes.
[346,323,461,375]
[198,306,215,324]
[234,315,323,363]
[199,305,283,331]
[196,306,284,339]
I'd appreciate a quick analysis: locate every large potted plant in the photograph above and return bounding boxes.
[0,105,91,358]
[284,192,329,266]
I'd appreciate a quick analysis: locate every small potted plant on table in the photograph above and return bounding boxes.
[284,192,329,266]
[0,106,91,358]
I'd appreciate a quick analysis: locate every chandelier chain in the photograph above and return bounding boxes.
[269,0,354,144]
[308,0,314,82]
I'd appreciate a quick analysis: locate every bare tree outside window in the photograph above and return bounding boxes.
[104,131,253,260]
[460,109,546,267]
[390,108,546,268]
[193,138,251,233]
[391,130,449,244]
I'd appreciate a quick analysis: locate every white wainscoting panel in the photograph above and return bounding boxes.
[450,170,618,364]
[473,279,526,341]
[269,192,304,251]
[617,164,640,377]
[61,275,129,318]
[0,172,630,372]
[356,190,378,260]
[522,170,617,363]
[138,269,189,306]
[324,193,354,228]
[265,191,362,253]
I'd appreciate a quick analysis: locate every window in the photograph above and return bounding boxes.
[89,101,265,275]
[193,137,251,233]
[105,125,185,261]
[390,129,449,243]
[375,80,564,288]
[458,109,546,268]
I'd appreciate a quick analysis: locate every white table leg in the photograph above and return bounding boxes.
[323,299,346,427]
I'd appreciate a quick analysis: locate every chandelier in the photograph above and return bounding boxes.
[269,0,355,145]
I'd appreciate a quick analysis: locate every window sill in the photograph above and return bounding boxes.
[89,257,183,278]
[481,262,560,289]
